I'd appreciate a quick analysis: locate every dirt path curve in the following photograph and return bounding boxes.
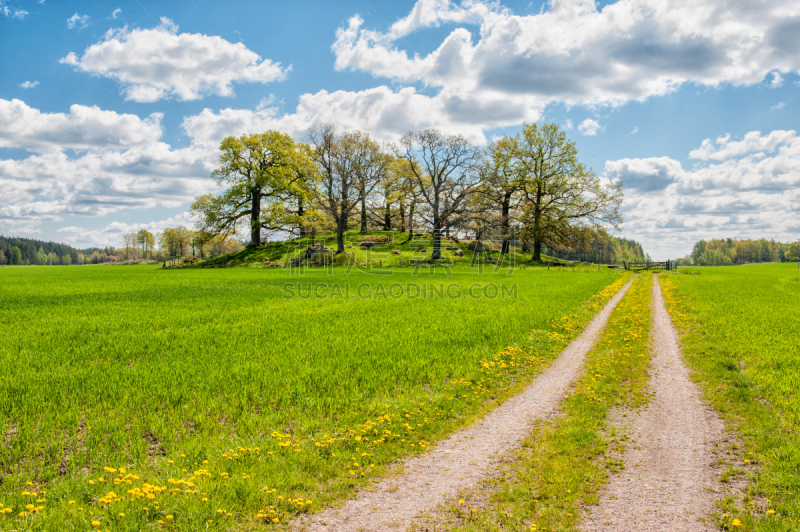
[294,279,634,532]
[580,274,724,532]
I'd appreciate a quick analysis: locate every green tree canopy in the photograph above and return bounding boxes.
[192,131,314,247]
[514,123,623,261]
[136,230,155,259]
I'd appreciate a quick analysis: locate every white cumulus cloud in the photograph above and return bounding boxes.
[578,118,601,136]
[67,12,90,29]
[56,211,196,247]
[60,18,289,102]
[182,85,534,147]
[332,0,800,117]
[0,99,216,228]
[689,130,797,161]
[606,129,800,257]
[0,98,164,153]
[387,0,502,39]
[19,80,39,88]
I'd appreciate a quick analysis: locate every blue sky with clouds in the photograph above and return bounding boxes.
[1,0,798,257]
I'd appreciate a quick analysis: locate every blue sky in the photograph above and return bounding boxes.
[1,0,799,257]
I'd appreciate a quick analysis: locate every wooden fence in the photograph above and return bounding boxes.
[623,260,674,271]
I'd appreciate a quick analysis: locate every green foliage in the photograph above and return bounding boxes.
[513,123,623,260]
[786,243,799,262]
[0,235,83,266]
[0,264,622,530]
[541,231,648,264]
[193,132,316,247]
[664,264,800,530]
[682,238,795,266]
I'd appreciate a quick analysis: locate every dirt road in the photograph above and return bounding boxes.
[580,275,724,532]
[294,280,633,532]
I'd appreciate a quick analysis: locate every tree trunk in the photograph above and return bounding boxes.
[336,221,345,254]
[383,199,391,231]
[298,199,306,238]
[532,239,543,262]
[431,217,442,260]
[336,200,347,253]
[399,203,405,233]
[501,193,511,254]
[249,188,262,247]
[531,182,543,261]
[360,197,368,233]
[405,204,415,242]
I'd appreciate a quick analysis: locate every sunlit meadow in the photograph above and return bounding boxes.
[0,264,622,530]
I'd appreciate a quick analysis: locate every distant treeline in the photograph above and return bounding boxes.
[678,238,799,266]
[541,233,648,264]
[0,235,114,266]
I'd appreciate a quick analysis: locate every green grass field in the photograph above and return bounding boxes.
[664,263,800,531]
[0,263,623,530]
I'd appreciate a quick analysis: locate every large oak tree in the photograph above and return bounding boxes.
[192,131,313,247]
[514,123,623,261]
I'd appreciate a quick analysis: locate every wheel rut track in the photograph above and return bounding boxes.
[293,279,634,532]
[580,275,724,532]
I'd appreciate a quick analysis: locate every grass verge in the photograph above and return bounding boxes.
[662,269,800,531]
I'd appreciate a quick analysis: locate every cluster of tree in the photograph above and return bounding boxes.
[0,236,87,266]
[542,234,648,264]
[118,227,243,261]
[677,238,800,266]
[192,123,624,262]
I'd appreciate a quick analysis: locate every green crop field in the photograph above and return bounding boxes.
[0,264,623,530]
[664,263,800,530]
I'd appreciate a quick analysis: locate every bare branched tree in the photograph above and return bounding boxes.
[397,130,482,260]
